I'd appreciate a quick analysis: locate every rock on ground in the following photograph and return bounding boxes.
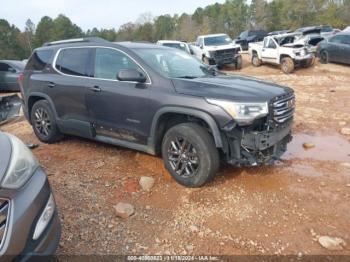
[139,176,155,191]
[318,236,346,251]
[303,143,315,149]
[340,127,350,135]
[114,202,135,218]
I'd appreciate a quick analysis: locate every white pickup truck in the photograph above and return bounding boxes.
[248,33,315,74]
[191,34,242,69]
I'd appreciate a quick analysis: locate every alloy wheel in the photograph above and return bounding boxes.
[167,136,200,177]
[34,107,51,137]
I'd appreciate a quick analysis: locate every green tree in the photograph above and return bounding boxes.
[0,19,26,59]
[52,14,83,40]
[34,16,54,47]
[154,15,175,39]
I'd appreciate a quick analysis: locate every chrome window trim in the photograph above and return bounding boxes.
[0,198,10,252]
[52,46,152,85]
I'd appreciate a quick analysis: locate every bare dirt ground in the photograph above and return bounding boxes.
[1,54,350,256]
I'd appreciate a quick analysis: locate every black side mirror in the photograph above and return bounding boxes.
[200,45,204,49]
[117,69,147,83]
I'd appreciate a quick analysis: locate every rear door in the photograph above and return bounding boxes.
[327,35,344,62]
[85,47,152,144]
[49,47,94,136]
[340,35,350,64]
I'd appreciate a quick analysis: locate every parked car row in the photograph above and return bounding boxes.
[246,25,349,73]
[153,25,348,75]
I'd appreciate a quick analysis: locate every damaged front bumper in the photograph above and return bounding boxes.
[0,94,22,125]
[223,121,293,166]
[212,53,241,66]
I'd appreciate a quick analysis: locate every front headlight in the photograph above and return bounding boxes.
[207,51,215,58]
[206,98,268,125]
[2,133,39,189]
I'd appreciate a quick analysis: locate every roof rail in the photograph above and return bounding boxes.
[43,37,108,46]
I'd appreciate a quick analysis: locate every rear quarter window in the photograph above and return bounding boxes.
[55,48,91,77]
[25,50,54,71]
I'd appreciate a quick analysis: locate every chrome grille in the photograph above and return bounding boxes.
[272,93,295,123]
[0,199,9,248]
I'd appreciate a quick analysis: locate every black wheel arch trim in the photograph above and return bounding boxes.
[27,92,59,122]
[149,106,223,149]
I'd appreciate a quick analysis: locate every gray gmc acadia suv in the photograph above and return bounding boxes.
[0,132,61,260]
[20,37,295,187]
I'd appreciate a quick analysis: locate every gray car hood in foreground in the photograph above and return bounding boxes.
[0,132,11,180]
[172,75,292,102]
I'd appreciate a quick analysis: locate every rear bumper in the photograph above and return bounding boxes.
[294,54,314,62]
[224,121,293,166]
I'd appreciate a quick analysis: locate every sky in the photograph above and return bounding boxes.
[1,0,226,31]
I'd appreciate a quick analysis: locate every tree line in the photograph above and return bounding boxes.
[0,0,349,60]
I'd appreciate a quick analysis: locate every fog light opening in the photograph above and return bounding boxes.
[33,193,55,240]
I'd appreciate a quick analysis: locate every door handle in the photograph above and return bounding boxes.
[47,82,56,88]
[89,86,101,92]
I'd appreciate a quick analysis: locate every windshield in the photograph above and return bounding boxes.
[134,48,210,78]
[162,43,187,52]
[204,35,232,46]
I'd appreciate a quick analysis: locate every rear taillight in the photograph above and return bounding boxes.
[18,73,24,93]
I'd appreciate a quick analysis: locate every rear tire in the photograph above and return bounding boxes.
[252,54,262,67]
[161,123,219,187]
[31,100,63,143]
[281,57,294,74]
[319,50,329,64]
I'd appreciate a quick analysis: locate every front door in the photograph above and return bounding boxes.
[0,63,18,90]
[85,47,151,144]
[261,38,279,64]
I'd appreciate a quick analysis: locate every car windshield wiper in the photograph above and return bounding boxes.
[176,76,199,79]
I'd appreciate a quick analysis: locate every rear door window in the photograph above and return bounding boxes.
[0,63,11,72]
[26,50,54,71]
[55,48,92,77]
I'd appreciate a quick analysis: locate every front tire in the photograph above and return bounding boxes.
[252,54,262,67]
[31,100,63,143]
[235,55,243,69]
[281,57,294,74]
[161,123,219,187]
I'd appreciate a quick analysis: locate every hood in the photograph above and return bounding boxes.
[282,43,306,49]
[205,44,240,51]
[172,75,292,102]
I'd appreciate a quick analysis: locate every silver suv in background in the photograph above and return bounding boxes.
[0,60,25,92]
[0,132,61,259]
